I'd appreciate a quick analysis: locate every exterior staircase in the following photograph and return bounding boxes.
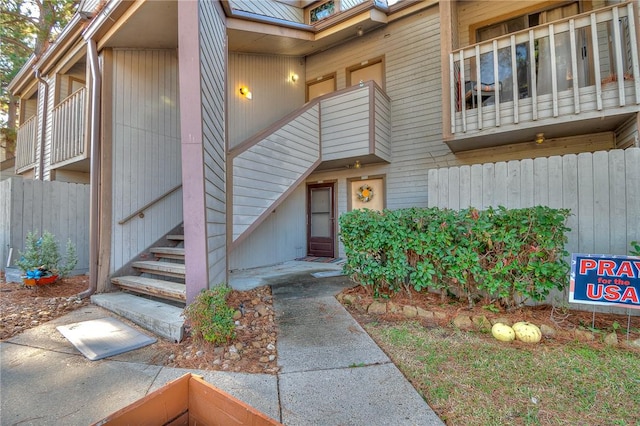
[91,233,187,342]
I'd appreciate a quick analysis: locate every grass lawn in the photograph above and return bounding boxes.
[365,321,640,426]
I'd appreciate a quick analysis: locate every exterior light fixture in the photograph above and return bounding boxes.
[535,133,545,144]
[354,160,361,169]
[357,26,364,37]
[239,86,252,100]
[291,73,299,83]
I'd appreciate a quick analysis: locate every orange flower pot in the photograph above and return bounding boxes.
[23,274,59,287]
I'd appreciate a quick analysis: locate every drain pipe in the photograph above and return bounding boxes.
[78,38,101,299]
[34,69,48,180]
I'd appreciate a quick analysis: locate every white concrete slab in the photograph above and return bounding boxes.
[0,343,162,425]
[279,363,444,426]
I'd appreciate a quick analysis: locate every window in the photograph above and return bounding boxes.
[474,2,582,102]
[309,1,335,24]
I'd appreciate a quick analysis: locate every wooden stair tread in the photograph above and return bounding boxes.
[150,247,185,260]
[166,234,185,241]
[151,247,185,255]
[132,260,186,278]
[112,276,186,302]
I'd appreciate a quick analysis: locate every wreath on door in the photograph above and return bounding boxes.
[357,184,374,202]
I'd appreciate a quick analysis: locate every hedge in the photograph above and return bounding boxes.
[339,206,571,309]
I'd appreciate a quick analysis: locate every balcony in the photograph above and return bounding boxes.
[15,115,37,173]
[448,2,639,151]
[51,87,87,167]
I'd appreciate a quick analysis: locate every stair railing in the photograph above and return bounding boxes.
[118,184,183,224]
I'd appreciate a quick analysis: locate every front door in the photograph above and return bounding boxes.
[307,182,335,258]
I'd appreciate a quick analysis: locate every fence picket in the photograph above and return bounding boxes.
[592,151,611,253]
[577,153,595,253]
[609,150,627,254]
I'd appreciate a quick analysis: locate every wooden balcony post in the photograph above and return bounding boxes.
[440,0,454,140]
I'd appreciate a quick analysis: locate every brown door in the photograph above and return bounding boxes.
[306,74,336,101]
[307,182,335,257]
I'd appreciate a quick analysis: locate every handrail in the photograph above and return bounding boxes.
[118,184,182,224]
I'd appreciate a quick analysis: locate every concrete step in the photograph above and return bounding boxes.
[91,292,184,342]
[150,246,185,260]
[111,276,186,302]
[132,260,185,279]
[166,234,184,241]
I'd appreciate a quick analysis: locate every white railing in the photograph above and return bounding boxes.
[15,115,38,173]
[450,2,639,135]
[51,87,86,165]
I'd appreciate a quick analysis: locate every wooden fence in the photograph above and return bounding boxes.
[0,178,90,275]
[428,148,640,313]
[428,148,640,256]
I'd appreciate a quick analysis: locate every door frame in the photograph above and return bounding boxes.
[306,72,337,102]
[306,181,336,258]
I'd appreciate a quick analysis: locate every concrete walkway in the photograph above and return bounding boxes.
[1,263,443,425]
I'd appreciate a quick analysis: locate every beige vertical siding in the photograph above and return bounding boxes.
[110,49,183,273]
[229,0,304,22]
[199,1,227,285]
[228,53,305,148]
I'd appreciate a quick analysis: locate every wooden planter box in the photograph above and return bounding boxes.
[92,373,281,426]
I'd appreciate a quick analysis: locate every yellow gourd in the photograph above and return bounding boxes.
[491,323,515,342]
[512,321,542,343]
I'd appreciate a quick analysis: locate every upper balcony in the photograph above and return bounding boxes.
[447,2,639,152]
[15,115,38,174]
[51,87,88,169]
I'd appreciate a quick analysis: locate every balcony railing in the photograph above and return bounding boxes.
[15,115,37,173]
[449,2,639,139]
[51,87,87,166]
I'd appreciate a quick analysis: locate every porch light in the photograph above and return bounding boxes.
[290,73,299,83]
[535,133,545,144]
[239,86,252,100]
[354,160,361,169]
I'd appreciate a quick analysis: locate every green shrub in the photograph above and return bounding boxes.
[339,206,571,309]
[16,230,78,278]
[183,285,236,345]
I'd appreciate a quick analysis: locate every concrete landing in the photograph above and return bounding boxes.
[91,292,184,342]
